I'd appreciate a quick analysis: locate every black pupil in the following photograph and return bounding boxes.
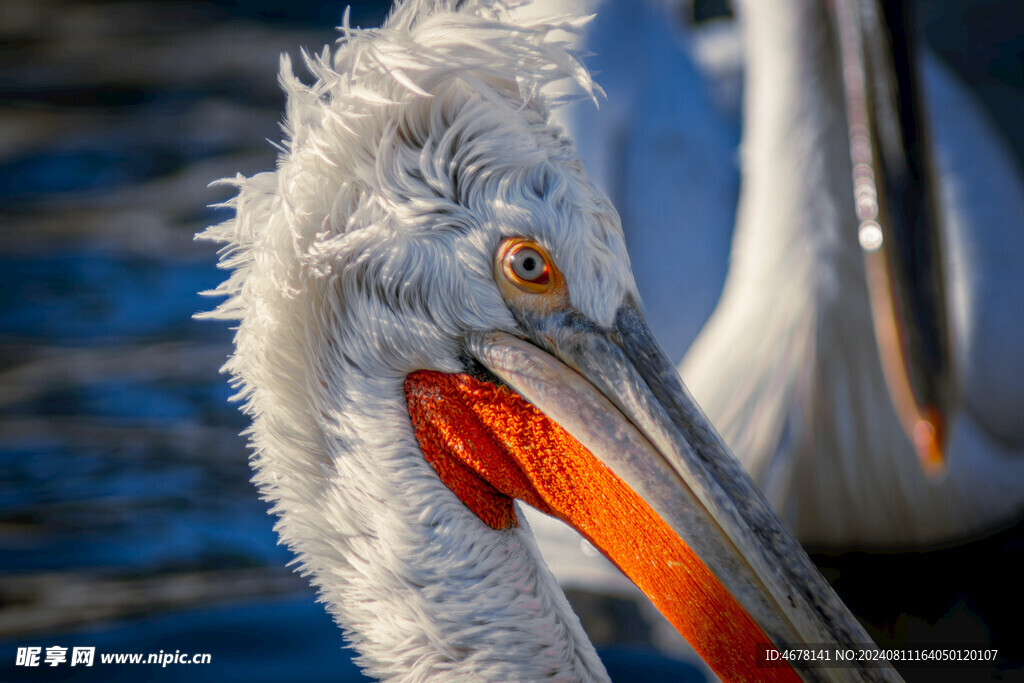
[521,256,537,273]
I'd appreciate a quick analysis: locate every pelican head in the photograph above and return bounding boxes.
[200,1,892,680]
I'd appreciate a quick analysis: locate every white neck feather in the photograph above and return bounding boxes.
[214,177,607,680]
[259,364,606,680]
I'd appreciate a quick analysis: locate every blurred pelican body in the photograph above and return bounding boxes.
[535,0,1024,550]
[679,0,1024,547]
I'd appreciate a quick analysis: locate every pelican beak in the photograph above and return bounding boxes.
[837,0,956,476]
[406,303,896,681]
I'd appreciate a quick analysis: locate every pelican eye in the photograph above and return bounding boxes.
[498,238,554,293]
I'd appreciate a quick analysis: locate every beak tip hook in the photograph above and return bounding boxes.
[913,407,947,478]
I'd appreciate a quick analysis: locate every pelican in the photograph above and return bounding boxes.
[678,0,1024,548]
[198,0,897,679]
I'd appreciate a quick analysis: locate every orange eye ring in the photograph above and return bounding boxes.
[497,238,555,294]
